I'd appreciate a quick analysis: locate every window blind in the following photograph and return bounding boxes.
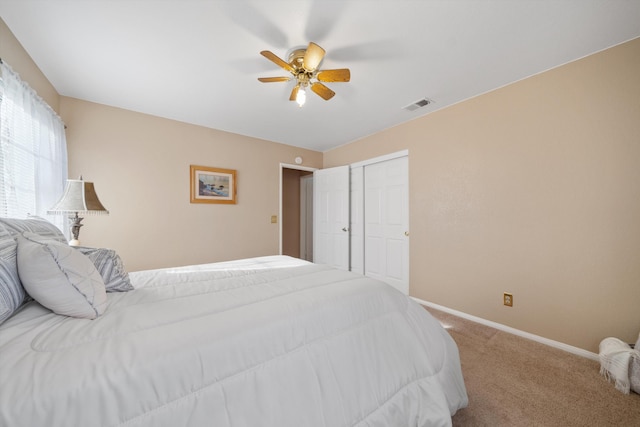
[0,59,68,232]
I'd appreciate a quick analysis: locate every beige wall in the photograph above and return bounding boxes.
[59,97,322,271]
[325,38,640,353]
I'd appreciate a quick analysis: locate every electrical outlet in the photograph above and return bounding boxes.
[503,293,513,307]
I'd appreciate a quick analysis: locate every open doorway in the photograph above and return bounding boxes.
[279,164,316,261]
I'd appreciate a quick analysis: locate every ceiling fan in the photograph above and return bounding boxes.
[258,42,350,106]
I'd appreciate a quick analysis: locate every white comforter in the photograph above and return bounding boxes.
[0,256,467,427]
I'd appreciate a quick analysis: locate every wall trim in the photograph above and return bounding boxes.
[412,297,599,361]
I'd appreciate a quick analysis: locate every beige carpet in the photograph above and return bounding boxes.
[423,306,640,426]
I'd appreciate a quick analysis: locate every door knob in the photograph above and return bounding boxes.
[404,231,409,236]
[342,227,349,232]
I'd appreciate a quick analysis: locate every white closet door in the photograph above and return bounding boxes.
[313,166,350,270]
[364,156,409,294]
[349,166,364,275]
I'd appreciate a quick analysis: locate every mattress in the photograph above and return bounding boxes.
[0,256,467,426]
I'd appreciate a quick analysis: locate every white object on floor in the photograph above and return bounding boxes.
[599,336,640,394]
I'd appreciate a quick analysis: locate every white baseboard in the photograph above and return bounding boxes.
[412,297,599,361]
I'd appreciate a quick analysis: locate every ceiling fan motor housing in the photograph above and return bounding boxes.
[287,48,311,71]
[288,48,317,85]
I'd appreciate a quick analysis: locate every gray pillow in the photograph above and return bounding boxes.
[0,223,24,324]
[16,232,107,319]
[0,216,67,244]
[75,247,134,292]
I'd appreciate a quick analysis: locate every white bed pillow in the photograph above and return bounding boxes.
[16,232,108,319]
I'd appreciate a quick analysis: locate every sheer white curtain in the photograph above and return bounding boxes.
[0,60,68,233]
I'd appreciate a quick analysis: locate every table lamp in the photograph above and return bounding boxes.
[48,176,109,246]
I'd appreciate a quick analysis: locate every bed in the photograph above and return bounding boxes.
[0,217,467,427]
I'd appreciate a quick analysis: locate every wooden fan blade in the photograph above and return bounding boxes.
[303,42,325,71]
[258,76,292,83]
[260,50,295,73]
[316,68,351,82]
[311,82,335,100]
[290,84,300,101]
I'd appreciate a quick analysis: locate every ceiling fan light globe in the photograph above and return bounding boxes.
[296,87,306,107]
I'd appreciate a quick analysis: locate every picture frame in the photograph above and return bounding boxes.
[190,165,237,204]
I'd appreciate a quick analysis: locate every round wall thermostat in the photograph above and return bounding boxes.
[295,156,303,164]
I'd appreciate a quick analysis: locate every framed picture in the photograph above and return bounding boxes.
[190,165,237,204]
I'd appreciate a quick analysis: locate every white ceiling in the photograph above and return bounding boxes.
[1,0,639,152]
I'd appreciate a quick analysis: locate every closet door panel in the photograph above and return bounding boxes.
[350,167,364,274]
[363,157,409,294]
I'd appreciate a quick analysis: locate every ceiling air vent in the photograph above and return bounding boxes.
[402,98,433,112]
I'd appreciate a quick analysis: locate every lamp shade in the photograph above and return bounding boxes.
[48,179,109,215]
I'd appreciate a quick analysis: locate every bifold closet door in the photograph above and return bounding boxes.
[364,156,409,294]
[349,166,364,275]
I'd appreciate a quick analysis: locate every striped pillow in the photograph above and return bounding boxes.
[0,223,24,324]
[75,247,134,292]
[0,216,67,244]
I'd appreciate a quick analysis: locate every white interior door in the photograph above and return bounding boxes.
[313,166,350,270]
[364,156,409,294]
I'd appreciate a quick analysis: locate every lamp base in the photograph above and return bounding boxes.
[68,213,84,245]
